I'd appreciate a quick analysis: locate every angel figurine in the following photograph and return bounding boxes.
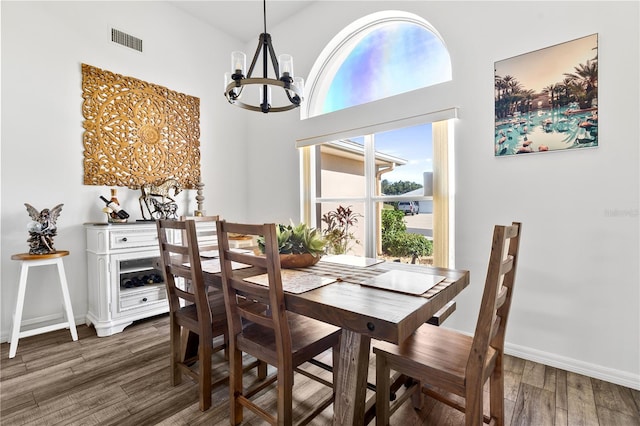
[25,203,63,254]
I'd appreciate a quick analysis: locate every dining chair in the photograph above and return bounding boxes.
[178,215,228,359]
[216,220,342,425]
[157,219,263,411]
[373,222,522,426]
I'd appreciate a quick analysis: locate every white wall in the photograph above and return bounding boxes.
[0,1,251,339]
[243,1,640,389]
[1,1,638,390]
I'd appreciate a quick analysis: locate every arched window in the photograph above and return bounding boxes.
[304,11,452,118]
[299,11,455,267]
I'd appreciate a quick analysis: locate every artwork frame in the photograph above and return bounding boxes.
[494,34,598,156]
[81,63,201,188]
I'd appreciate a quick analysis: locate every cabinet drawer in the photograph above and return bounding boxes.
[110,229,159,250]
[119,286,167,311]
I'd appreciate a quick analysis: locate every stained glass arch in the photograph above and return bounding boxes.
[303,11,452,119]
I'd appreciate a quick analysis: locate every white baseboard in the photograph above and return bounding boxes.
[3,316,639,391]
[505,342,640,391]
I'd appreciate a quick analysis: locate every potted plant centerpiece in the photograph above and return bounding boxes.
[258,222,326,268]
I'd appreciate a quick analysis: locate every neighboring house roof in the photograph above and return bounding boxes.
[323,139,408,167]
[403,187,425,197]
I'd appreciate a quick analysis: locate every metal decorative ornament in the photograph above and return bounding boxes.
[138,179,181,220]
[24,203,63,254]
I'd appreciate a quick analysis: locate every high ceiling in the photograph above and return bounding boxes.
[167,1,316,43]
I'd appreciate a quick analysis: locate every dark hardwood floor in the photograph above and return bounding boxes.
[1,315,638,425]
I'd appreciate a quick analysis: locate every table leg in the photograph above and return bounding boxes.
[333,329,371,426]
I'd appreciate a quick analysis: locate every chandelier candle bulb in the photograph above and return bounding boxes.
[293,77,305,97]
[99,196,130,219]
[279,54,294,79]
[231,51,246,76]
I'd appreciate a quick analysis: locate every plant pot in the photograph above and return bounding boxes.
[279,253,322,269]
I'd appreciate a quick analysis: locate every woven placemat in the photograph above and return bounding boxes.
[301,262,454,299]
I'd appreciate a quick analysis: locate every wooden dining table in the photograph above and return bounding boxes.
[191,254,470,425]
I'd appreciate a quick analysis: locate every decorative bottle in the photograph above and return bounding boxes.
[99,194,130,220]
[109,189,120,220]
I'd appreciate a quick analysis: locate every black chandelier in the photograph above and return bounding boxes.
[224,0,304,113]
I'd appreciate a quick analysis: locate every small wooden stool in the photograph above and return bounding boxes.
[9,250,78,358]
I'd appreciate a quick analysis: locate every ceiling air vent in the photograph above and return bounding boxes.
[111,28,143,52]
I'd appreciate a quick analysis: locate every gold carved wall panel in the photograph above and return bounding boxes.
[82,63,201,189]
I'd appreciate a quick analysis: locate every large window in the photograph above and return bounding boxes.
[299,11,453,266]
[304,121,450,267]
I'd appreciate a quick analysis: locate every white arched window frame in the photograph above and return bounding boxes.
[298,11,456,267]
[302,10,452,120]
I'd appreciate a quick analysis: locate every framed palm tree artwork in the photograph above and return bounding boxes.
[494,34,598,156]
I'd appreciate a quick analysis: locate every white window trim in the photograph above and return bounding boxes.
[296,107,457,148]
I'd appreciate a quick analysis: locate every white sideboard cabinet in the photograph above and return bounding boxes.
[85,222,169,337]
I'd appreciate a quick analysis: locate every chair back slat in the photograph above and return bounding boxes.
[227,250,269,269]
[499,255,514,276]
[168,263,195,279]
[175,287,196,303]
[504,224,520,239]
[489,316,502,344]
[467,222,521,379]
[495,286,508,310]
[164,242,190,256]
[216,220,292,357]
[229,276,271,304]
[238,305,274,329]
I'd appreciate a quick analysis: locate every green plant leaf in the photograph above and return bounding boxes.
[260,221,326,256]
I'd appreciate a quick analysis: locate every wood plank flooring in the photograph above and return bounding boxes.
[1,315,638,425]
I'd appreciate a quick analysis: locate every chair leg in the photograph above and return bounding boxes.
[410,379,423,409]
[490,354,505,426]
[258,360,268,380]
[332,342,340,390]
[198,334,212,411]
[170,317,182,386]
[277,366,294,425]
[223,329,229,361]
[464,382,484,426]
[229,347,244,425]
[375,354,391,426]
